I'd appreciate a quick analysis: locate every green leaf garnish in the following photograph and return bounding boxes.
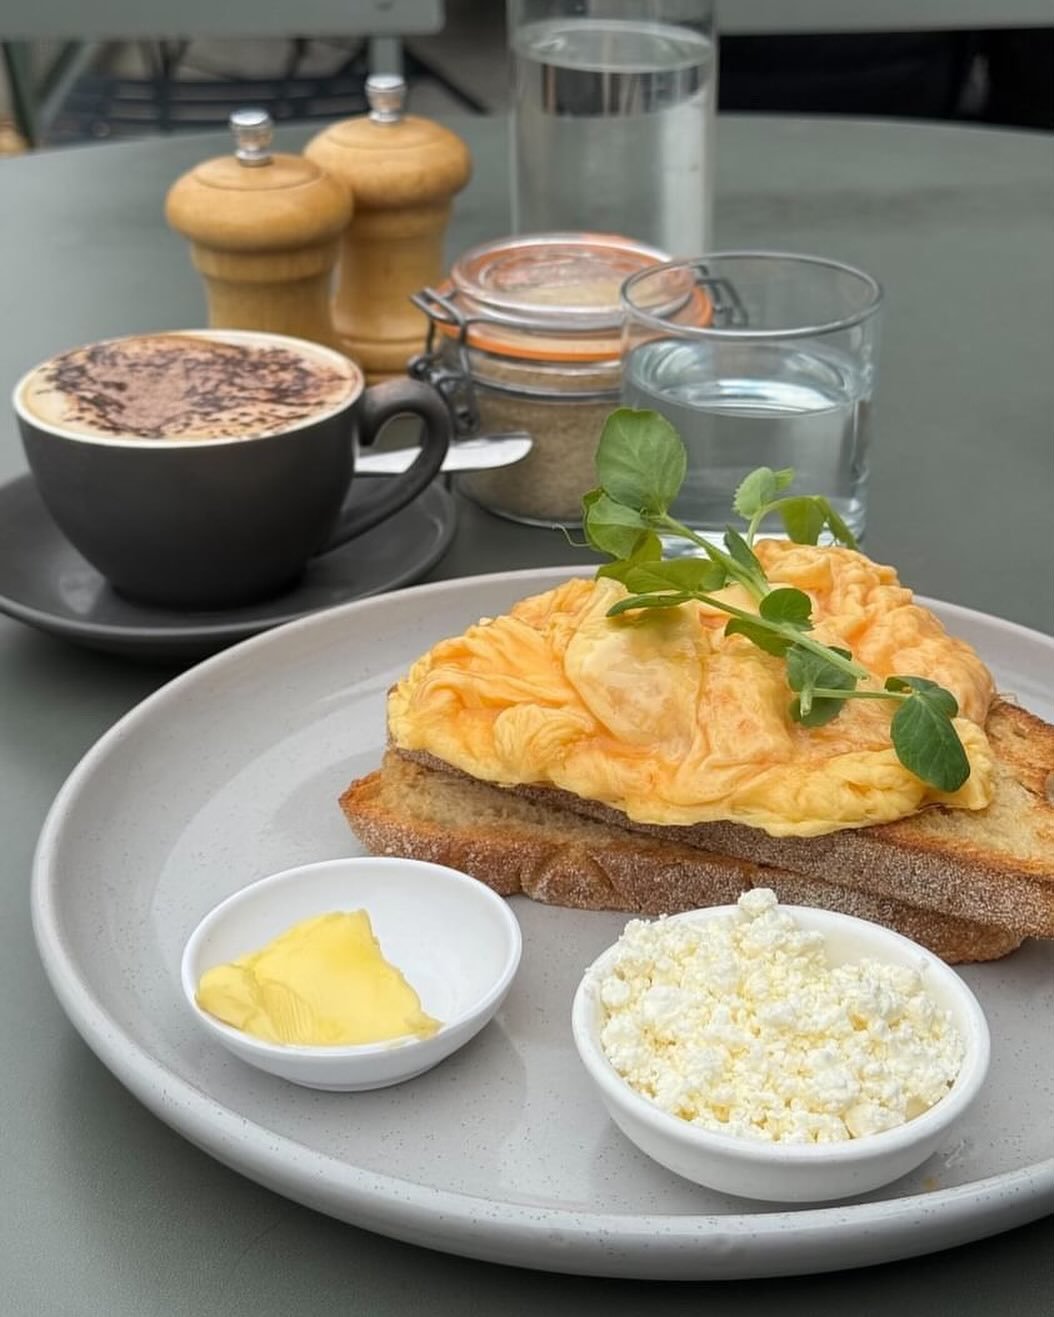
[889,686,970,792]
[786,644,856,723]
[824,501,857,549]
[779,496,828,545]
[595,408,686,515]
[576,411,970,791]
[884,675,960,717]
[608,591,693,617]
[759,587,813,629]
[596,531,663,581]
[787,644,856,694]
[723,527,768,594]
[622,558,728,596]
[582,490,651,559]
[724,617,793,657]
[790,695,847,728]
[774,496,857,549]
[733,466,795,519]
[738,485,859,550]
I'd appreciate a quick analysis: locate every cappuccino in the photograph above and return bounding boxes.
[19,332,357,440]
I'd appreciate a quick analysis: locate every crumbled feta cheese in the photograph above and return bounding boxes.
[594,889,964,1144]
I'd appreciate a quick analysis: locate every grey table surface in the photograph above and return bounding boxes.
[1,114,1052,1316]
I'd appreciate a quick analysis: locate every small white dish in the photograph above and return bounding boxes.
[572,904,991,1204]
[181,857,522,1091]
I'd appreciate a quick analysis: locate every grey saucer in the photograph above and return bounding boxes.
[0,474,456,661]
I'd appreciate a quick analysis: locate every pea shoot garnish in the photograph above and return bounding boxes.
[580,408,970,793]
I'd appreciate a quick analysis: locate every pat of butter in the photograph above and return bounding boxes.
[196,909,440,1047]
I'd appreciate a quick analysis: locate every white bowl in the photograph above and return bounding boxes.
[181,857,522,1091]
[572,904,990,1203]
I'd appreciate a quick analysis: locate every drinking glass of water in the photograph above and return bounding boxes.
[507,0,716,255]
[620,252,883,541]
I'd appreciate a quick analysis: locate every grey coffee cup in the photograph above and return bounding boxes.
[13,330,452,609]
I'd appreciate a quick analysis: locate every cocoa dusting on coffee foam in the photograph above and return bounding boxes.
[21,334,356,440]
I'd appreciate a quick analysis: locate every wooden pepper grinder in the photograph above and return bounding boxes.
[305,75,472,381]
[165,109,352,349]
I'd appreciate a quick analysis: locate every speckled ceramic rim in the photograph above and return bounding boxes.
[179,856,523,1061]
[573,904,991,1168]
[29,568,1054,1277]
[12,328,362,448]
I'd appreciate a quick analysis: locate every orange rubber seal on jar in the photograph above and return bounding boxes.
[434,284,714,363]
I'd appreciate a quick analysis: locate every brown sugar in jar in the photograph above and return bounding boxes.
[456,349,621,526]
[414,233,670,527]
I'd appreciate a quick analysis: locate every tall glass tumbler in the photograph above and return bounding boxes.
[507,1,717,255]
[620,252,883,540]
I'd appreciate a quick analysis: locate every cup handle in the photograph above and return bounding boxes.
[317,378,451,552]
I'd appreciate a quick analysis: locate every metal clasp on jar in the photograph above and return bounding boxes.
[408,287,482,439]
[694,269,749,326]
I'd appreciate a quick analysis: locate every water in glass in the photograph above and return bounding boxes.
[510,17,716,254]
[622,337,871,539]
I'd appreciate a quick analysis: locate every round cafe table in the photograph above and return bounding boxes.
[0,115,1051,1315]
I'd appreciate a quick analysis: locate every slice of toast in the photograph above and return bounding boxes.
[392,699,1054,939]
[340,750,1025,964]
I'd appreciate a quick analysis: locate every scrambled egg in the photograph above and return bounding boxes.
[388,542,996,836]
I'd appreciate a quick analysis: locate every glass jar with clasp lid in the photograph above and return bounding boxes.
[409,232,677,526]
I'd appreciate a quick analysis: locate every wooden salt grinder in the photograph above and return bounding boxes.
[165,109,352,349]
[304,76,472,382]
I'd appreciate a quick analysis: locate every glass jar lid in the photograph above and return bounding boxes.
[450,232,669,334]
[408,234,710,431]
[431,233,712,362]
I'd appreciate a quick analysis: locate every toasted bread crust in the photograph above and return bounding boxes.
[340,752,1025,963]
[391,700,1054,938]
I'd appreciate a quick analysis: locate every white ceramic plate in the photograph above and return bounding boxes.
[31,567,1054,1280]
